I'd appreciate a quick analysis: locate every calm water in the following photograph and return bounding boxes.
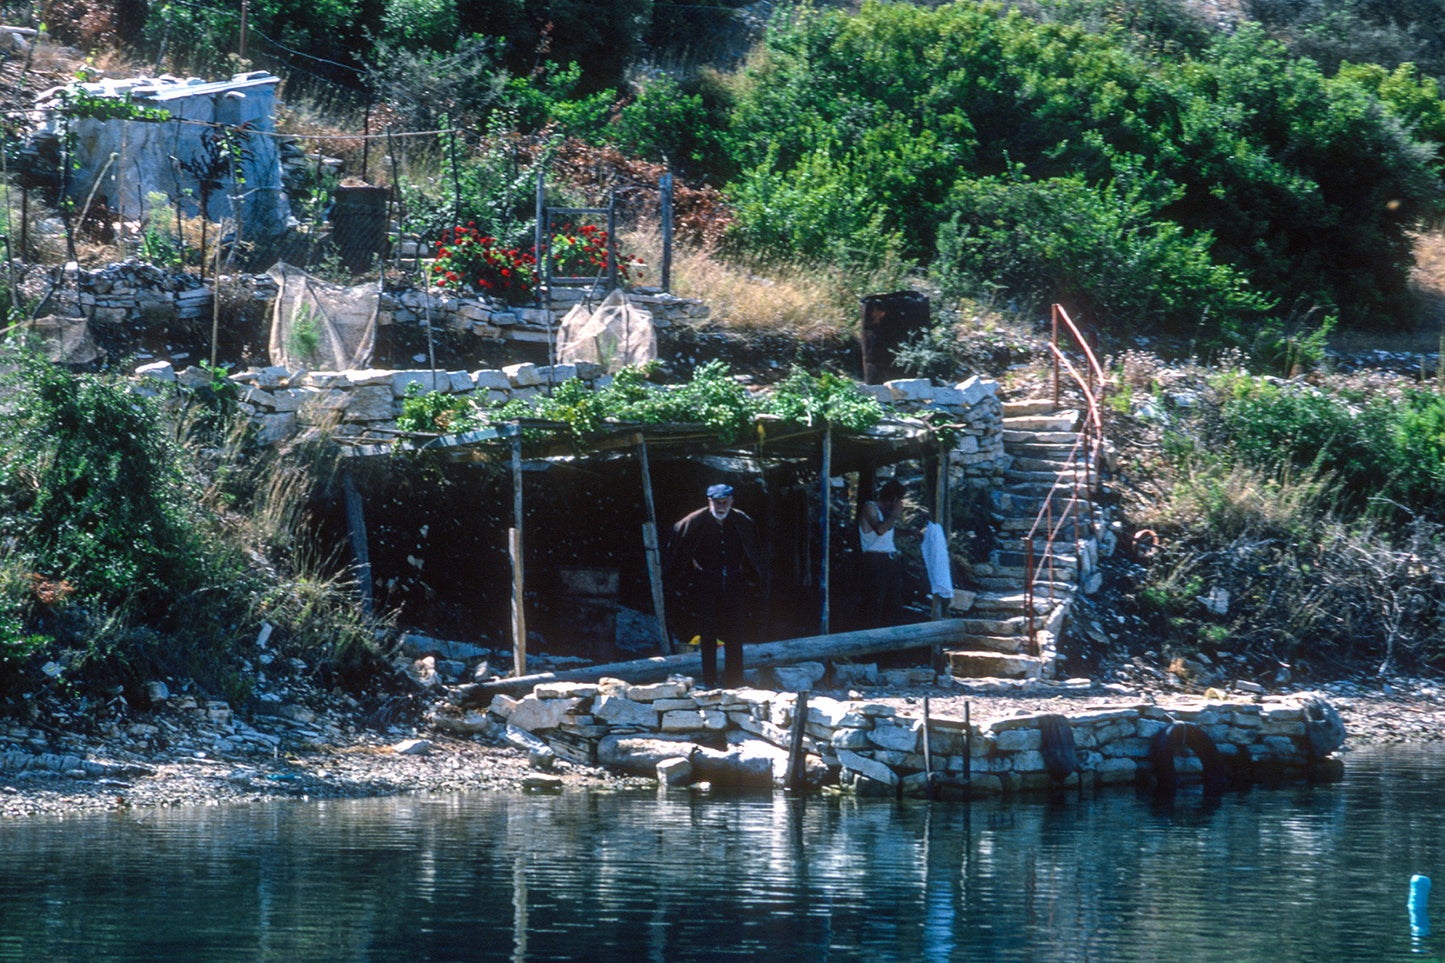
[3,745,1445,962]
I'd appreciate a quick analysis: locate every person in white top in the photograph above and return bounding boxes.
[857,478,920,628]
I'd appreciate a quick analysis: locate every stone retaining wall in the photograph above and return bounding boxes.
[453,675,1345,797]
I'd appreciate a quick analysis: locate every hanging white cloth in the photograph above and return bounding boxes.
[921,521,953,599]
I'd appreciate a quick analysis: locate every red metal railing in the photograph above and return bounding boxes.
[1021,305,1108,653]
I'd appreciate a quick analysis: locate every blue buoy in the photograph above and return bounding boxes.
[1410,875,1431,938]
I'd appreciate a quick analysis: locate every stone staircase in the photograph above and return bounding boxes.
[945,399,1108,682]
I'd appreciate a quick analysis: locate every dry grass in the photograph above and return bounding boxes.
[622,225,912,340]
[1329,229,1445,358]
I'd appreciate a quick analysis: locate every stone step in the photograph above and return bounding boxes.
[1001,399,1059,417]
[1003,469,1092,487]
[1008,455,1090,475]
[958,615,1033,636]
[1002,430,1087,447]
[1001,412,1080,433]
[970,592,1057,614]
[976,562,1080,585]
[947,649,1047,680]
[953,633,1029,654]
[991,490,1094,517]
[994,516,1091,538]
[972,577,1076,596]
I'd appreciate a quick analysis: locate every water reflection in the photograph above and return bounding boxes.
[1,746,1443,961]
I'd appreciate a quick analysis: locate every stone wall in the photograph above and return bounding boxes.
[451,673,1345,797]
[134,324,1010,484]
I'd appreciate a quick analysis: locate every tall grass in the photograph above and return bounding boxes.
[1131,363,1445,676]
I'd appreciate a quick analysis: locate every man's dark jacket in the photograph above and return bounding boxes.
[665,506,766,585]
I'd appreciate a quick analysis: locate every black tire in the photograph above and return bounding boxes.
[1039,713,1079,782]
[1151,721,1226,795]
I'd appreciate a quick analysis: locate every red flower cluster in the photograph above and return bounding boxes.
[431,224,539,303]
[430,223,642,302]
[550,222,634,282]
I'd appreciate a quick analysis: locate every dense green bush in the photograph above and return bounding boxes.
[1213,376,1445,521]
[0,355,225,611]
[0,354,384,696]
[1245,0,1445,82]
[937,165,1272,338]
[723,1,1444,346]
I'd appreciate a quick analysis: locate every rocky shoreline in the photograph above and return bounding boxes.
[4,673,1442,819]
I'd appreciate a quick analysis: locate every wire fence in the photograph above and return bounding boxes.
[5,101,679,295]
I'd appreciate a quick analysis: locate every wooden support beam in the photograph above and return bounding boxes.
[511,432,526,678]
[510,527,525,679]
[459,619,973,701]
[636,435,671,653]
[340,470,373,615]
[821,422,832,635]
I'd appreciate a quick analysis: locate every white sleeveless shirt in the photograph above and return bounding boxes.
[859,502,897,554]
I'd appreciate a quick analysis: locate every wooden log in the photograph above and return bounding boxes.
[458,618,971,702]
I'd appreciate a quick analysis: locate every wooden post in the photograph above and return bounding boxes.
[607,192,618,291]
[341,471,373,616]
[510,528,526,678]
[785,690,810,793]
[636,435,672,653]
[510,431,526,677]
[922,696,934,799]
[821,423,832,635]
[931,438,950,624]
[660,171,673,293]
[963,701,971,796]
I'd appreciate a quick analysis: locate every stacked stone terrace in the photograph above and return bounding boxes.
[459,670,1345,796]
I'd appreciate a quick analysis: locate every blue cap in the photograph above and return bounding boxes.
[706,484,734,499]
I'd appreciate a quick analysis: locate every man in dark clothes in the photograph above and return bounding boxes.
[666,483,766,688]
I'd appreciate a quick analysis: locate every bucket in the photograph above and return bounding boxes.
[859,290,930,384]
[330,185,390,274]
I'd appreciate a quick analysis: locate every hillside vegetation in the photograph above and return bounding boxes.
[17,0,1445,356]
[0,0,1443,723]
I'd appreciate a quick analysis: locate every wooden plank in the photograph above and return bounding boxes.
[642,522,670,653]
[459,618,971,701]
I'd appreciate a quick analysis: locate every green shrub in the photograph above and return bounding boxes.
[937,165,1274,340]
[610,74,727,172]
[1213,377,1445,521]
[397,381,485,434]
[399,122,547,246]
